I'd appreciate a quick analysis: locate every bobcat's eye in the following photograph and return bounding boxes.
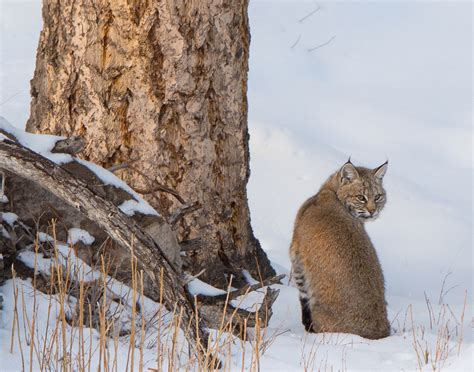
[356,195,366,202]
[375,194,383,202]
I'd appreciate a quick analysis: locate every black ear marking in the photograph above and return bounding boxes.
[373,160,388,180]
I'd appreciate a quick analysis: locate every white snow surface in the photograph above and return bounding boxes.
[67,227,95,245]
[1,1,472,371]
[118,198,159,217]
[242,269,260,285]
[187,272,271,313]
[187,277,227,297]
[37,231,54,242]
[1,212,18,226]
[17,249,53,276]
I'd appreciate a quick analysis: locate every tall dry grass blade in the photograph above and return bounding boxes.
[457,290,467,356]
[10,265,25,370]
[79,266,85,372]
[240,318,247,372]
[126,241,137,372]
[170,306,184,371]
[28,242,37,372]
[409,304,423,371]
[156,268,164,372]
[139,270,146,372]
[87,302,93,372]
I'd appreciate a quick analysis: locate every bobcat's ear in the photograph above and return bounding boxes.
[373,161,388,181]
[340,162,359,184]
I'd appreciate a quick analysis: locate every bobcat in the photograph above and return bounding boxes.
[289,159,390,339]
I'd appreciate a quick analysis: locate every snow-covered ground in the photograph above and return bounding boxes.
[0,0,472,370]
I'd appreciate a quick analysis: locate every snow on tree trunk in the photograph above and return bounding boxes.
[27,0,275,287]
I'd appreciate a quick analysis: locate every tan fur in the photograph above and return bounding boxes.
[289,161,390,339]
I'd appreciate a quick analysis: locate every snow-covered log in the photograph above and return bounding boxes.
[0,118,282,348]
[0,132,210,352]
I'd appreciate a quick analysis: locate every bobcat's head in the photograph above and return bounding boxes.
[336,160,388,221]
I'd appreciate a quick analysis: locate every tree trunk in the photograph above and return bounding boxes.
[27,0,275,287]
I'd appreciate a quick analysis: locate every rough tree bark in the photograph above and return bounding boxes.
[27,0,275,287]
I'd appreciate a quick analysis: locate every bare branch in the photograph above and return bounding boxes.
[169,202,201,226]
[0,90,25,107]
[298,5,321,23]
[107,158,140,173]
[290,33,302,49]
[183,269,206,285]
[129,165,186,204]
[308,35,336,53]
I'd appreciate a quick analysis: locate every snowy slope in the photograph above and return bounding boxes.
[0,0,472,370]
[247,1,472,302]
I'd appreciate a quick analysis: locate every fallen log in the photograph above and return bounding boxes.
[196,274,285,304]
[0,138,209,354]
[198,287,280,336]
[0,119,282,358]
[194,274,284,336]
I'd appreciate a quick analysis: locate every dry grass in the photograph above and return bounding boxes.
[406,274,469,372]
[5,231,469,371]
[6,232,282,371]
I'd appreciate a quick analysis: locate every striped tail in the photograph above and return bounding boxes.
[292,263,314,332]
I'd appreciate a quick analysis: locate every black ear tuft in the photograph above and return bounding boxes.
[373,160,388,180]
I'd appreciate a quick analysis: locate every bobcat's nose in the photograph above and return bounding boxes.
[367,204,376,215]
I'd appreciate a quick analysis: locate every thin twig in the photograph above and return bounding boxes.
[169,202,201,225]
[129,165,186,204]
[307,35,336,52]
[183,269,207,285]
[107,158,140,173]
[0,90,25,107]
[134,184,185,204]
[438,272,452,305]
[290,34,302,49]
[298,5,321,23]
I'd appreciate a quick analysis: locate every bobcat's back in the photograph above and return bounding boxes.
[290,161,390,339]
